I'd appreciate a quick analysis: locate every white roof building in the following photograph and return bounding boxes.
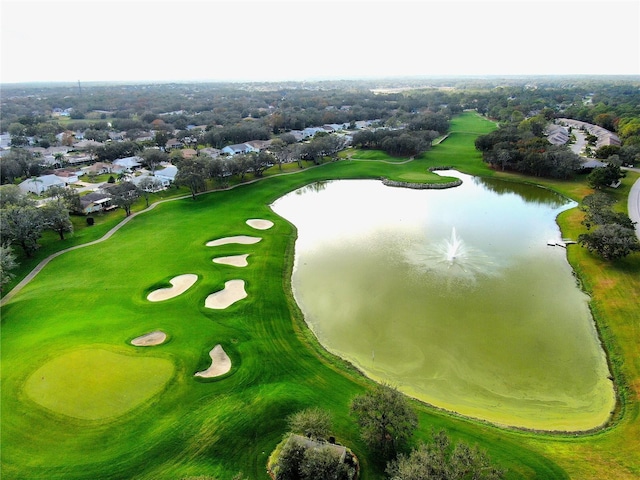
[18,174,66,195]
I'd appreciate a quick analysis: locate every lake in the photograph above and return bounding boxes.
[271,172,615,431]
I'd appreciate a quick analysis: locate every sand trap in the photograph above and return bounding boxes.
[246,218,274,230]
[206,236,261,247]
[131,331,167,346]
[194,344,232,378]
[147,274,198,302]
[213,254,249,267]
[205,279,247,309]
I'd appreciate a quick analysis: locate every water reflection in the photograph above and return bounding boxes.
[473,176,569,208]
[271,176,614,431]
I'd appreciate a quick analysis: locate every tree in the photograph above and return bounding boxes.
[287,407,332,441]
[0,244,18,292]
[46,185,82,214]
[175,157,209,199]
[138,176,163,207]
[139,148,168,173]
[153,130,170,150]
[0,204,45,257]
[250,150,275,177]
[350,384,418,459]
[41,201,73,240]
[581,191,635,230]
[386,429,504,480]
[273,436,307,480]
[228,154,252,181]
[587,163,625,189]
[578,223,640,260]
[299,447,351,480]
[0,185,31,208]
[271,435,355,480]
[110,181,140,216]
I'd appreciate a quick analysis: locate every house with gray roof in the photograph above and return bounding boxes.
[18,174,66,195]
[113,156,142,171]
[221,143,259,156]
[79,192,114,214]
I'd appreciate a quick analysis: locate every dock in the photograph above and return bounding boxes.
[547,239,577,248]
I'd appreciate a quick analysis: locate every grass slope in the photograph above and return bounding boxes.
[1,112,638,479]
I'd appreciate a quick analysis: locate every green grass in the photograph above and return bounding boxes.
[24,348,174,420]
[2,112,638,479]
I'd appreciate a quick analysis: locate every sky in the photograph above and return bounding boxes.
[1,0,639,84]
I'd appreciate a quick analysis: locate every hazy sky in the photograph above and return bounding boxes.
[2,0,639,84]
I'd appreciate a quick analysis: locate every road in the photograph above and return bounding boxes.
[627,168,640,240]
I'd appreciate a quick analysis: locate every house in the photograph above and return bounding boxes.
[245,139,272,151]
[302,127,325,138]
[79,192,113,214]
[82,162,114,176]
[546,124,570,145]
[154,165,178,185]
[221,143,259,155]
[181,148,197,159]
[113,156,142,172]
[596,132,621,149]
[18,174,66,195]
[200,147,222,158]
[165,138,183,150]
[131,174,167,191]
[72,139,103,150]
[52,169,80,184]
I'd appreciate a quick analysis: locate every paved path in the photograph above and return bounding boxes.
[626,168,640,240]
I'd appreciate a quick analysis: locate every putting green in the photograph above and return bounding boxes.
[24,348,174,420]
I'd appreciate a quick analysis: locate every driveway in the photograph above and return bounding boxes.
[570,129,587,155]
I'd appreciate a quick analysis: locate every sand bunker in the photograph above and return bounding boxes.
[147,274,198,302]
[131,331,167,346]
[246,218,274,230]
[205,279,247,309]
[206,236,262,247]
[213,254,249,267]
[194,344,232,378]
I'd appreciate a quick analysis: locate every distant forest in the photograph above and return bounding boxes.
[2,76,639,177]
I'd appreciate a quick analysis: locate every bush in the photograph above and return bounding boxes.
[86,217,94,226]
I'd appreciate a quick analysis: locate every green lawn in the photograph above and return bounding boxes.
[2,112,638,479]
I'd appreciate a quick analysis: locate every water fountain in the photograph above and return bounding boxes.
[407,227,496,284]
[445,227,466,263]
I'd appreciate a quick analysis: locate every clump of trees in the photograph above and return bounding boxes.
[0,185,75,259]
[386,429,504,480]
[578,191,639,260]
[587,161,625,190]
[352,112,447,157]
[474,115,582,179]
[349,384,503,479]
[269,407,358,480]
